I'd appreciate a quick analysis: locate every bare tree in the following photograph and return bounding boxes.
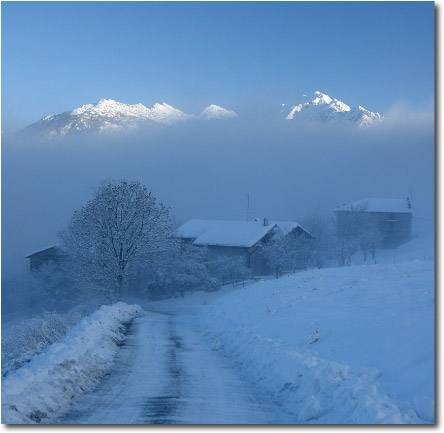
[211,255,252,287]
[356,224,384,263]
[261,234,288,279]
[262,229,309,278]
[134,240,221,299]
[367,227,384,261]
[335,236,359,267]
[335,202,386,264]
[284,231,312,272]
[60,180,172,299]
[302,206,335,269]
[335,203,369,266]
[168,242,220,295]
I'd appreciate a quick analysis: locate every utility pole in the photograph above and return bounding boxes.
[245,193,252,222]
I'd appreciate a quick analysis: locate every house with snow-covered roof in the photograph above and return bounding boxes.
[25,244,61,271]
[177,218,312,276]
[334,198,412,248]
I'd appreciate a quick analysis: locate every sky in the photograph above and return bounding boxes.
[1,1,435,132]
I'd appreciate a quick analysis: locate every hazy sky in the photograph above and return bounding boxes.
[2,1,434,132]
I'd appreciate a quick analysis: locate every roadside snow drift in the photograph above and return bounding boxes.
[2,302,143,424]
[199,260,434,424]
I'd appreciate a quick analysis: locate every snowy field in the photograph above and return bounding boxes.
[199,261,434,423]
[198,233,435,423]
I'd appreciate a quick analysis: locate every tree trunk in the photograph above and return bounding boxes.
[116,274,125,301]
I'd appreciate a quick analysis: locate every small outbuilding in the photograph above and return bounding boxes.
[25,245,60,271]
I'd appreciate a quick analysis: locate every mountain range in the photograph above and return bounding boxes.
[16,91,382,140]
[19,99,238,139]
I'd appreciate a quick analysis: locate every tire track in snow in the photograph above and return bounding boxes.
[57,311,291,424]
[142,319,187,424]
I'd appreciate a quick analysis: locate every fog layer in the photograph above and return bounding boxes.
[2,112,434,274]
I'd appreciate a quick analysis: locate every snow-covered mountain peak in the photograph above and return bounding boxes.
[19,99,238,140]
[284,91,382,127]
[148,102,190,124]
[200,104,238,120]
[312,91,333,105]
[70,99,151,119]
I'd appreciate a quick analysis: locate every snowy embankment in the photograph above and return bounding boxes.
[2,309,89,378]
[199,260,434,424]
[2,302,143,424]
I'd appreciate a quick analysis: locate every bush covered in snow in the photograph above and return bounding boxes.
[2,302,143,424]
[2,310,85,378]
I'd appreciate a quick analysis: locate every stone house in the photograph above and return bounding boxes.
[334,198,412,248]
[177,217,312,277]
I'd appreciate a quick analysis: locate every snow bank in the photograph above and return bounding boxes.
[199,261,434,424]
[2,302,143,424]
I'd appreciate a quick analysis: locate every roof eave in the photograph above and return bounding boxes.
[25,244,57,258]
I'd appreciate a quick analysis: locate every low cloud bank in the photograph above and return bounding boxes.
[2,114,434,274]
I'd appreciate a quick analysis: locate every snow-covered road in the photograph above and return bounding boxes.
[57,308,291,424]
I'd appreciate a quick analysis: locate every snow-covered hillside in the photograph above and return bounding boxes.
[19,99,238,139]
[199,248,434,423]
[283,91,382,127]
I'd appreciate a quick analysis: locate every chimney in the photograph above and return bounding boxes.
[407,197,411,209]
[264,218,269,226]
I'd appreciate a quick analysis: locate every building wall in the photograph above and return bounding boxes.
[206,245,248,267]
[206,245,270,277]
[29,247,60,271]
[336,211,412,248]
[376,212,412,247]
[249,246,271,276]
